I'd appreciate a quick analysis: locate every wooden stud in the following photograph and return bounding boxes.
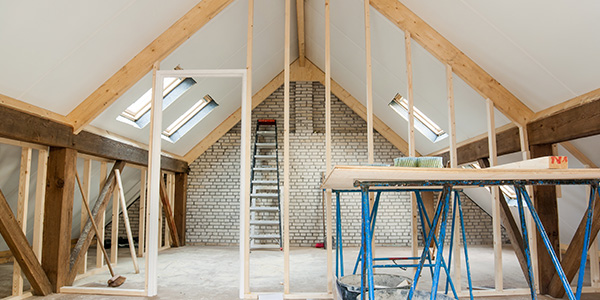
[486,99,502,291]
[12,147,32,296]
[42,147,77,292]
[405,31,419,267]
[138,169,147,256]
[241,1,253,296]
[114,169,140,273]
[370,0,534,126]
[0,188,53,296]
[66,0,236,133]
[284,0,291,294]
[591,233,600,288]
[32,149,48,262]
[79,158,92,275]
[325,0,333,293]
[364,0,374,164]
[296,0,306,67]
[96,162,108,268]
[174,172,187,246]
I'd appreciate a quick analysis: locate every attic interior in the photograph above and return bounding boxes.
[1,0,600,299]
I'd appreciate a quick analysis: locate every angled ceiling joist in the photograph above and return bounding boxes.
[184,59,416,163]
[0,93,70,126]
[371,0,534,126]
[66,0,235,134]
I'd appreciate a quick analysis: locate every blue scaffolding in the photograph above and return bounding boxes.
[328,171,599,300]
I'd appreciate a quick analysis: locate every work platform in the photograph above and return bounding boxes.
[322,165,600,300]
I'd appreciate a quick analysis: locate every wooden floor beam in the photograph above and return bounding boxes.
[42,147,77,292]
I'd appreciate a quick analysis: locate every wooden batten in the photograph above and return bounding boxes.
[283,0,291,293]
[96,162,108,268]
[12,148,32,296]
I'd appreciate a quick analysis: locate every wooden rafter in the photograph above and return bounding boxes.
[66,0,236,134]
[370,0,534,126]
[296,0,306,67]
[0,93,70,126]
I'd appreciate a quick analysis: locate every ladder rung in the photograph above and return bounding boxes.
[250,244,281,250]
[256,143,276,148]
[255,155,276,159]
[254,186,278,190]
[250,220,279,226]
[252,180,278,185]
[250,234,280,239]
[257,131,276,136]
[253,167,277,171]
[251,193,279,198]
[250,206,279,212]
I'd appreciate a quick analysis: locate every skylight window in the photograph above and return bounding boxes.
[161,94,218,143]
[117,76,196,128]
[388,93,448,143]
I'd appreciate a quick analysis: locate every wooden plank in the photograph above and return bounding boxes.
[42,147,77,292]
[241,1,253,296]
[12,148,32,296]
[60,286,146,296]
[159,179,181,247]
[0,188,53,296]
[174,172,187,246]
[114,169,140,273]
[284,0,291,293]
[491,156,568,170]
[296,0,306,67]
[530,144,560,296]
[66,161,126,286]
[325,0,333,293]
[370,0,534,126]
[96,162,108,268]
[78,158,92,275]
[66,0,236,133]
[547,184,600,297]
[0,104,187,173]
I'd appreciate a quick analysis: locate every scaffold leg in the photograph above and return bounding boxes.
[515,184,537,300]
[576,183,598,299]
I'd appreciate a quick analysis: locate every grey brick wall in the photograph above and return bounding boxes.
[187,81,507,247]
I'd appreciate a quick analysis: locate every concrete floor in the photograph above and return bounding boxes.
[1,245,599,299]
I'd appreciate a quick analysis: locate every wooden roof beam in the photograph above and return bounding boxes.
[296,0,306,67]
[370,0,534,126]
[66,0,236,134]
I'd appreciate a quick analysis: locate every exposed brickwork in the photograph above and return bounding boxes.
[187,82,507,247]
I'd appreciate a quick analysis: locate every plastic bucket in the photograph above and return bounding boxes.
[336,274,412,300]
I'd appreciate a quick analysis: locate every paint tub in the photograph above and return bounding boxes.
[336,274,412,300]
[357,289,454,300]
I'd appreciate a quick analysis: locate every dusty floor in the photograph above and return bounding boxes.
[0,245,598,299]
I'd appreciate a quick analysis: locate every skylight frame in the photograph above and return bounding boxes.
[117,77,197,128]
[388,93,448,143]
[161,94,219,143]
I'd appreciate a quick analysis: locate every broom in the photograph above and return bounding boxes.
[75,171,126,287]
